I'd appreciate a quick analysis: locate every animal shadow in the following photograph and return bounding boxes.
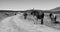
[53,21,60,24]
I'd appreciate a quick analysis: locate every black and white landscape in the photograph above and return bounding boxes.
[0,0,60,32]
[0,7,60,32]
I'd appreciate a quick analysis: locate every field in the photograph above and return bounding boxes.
[0,11,17,22]
[0,10,60,30]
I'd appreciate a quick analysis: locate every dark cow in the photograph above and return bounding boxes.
[31,11,44,24]
[37,12,44,24]
[23,12,27,19]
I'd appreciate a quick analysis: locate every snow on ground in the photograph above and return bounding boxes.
[0,14,60,32]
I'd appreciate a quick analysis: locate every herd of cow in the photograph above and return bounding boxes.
[23,10,58,25]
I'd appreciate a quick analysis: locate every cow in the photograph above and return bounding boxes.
[49,13,57,24]
[23,12,28,19]
[36,11,44,24]
[31,11,44,24]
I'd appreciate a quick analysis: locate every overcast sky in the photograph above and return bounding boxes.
[0,0,60,10]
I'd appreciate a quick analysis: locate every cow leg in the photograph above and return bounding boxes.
[41,18,43,24]
[51,18,57,25]
[53,18,57,25]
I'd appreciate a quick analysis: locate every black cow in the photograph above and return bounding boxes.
[31,11,44,24]
[37,12,44,24]
[23,12,27,19]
